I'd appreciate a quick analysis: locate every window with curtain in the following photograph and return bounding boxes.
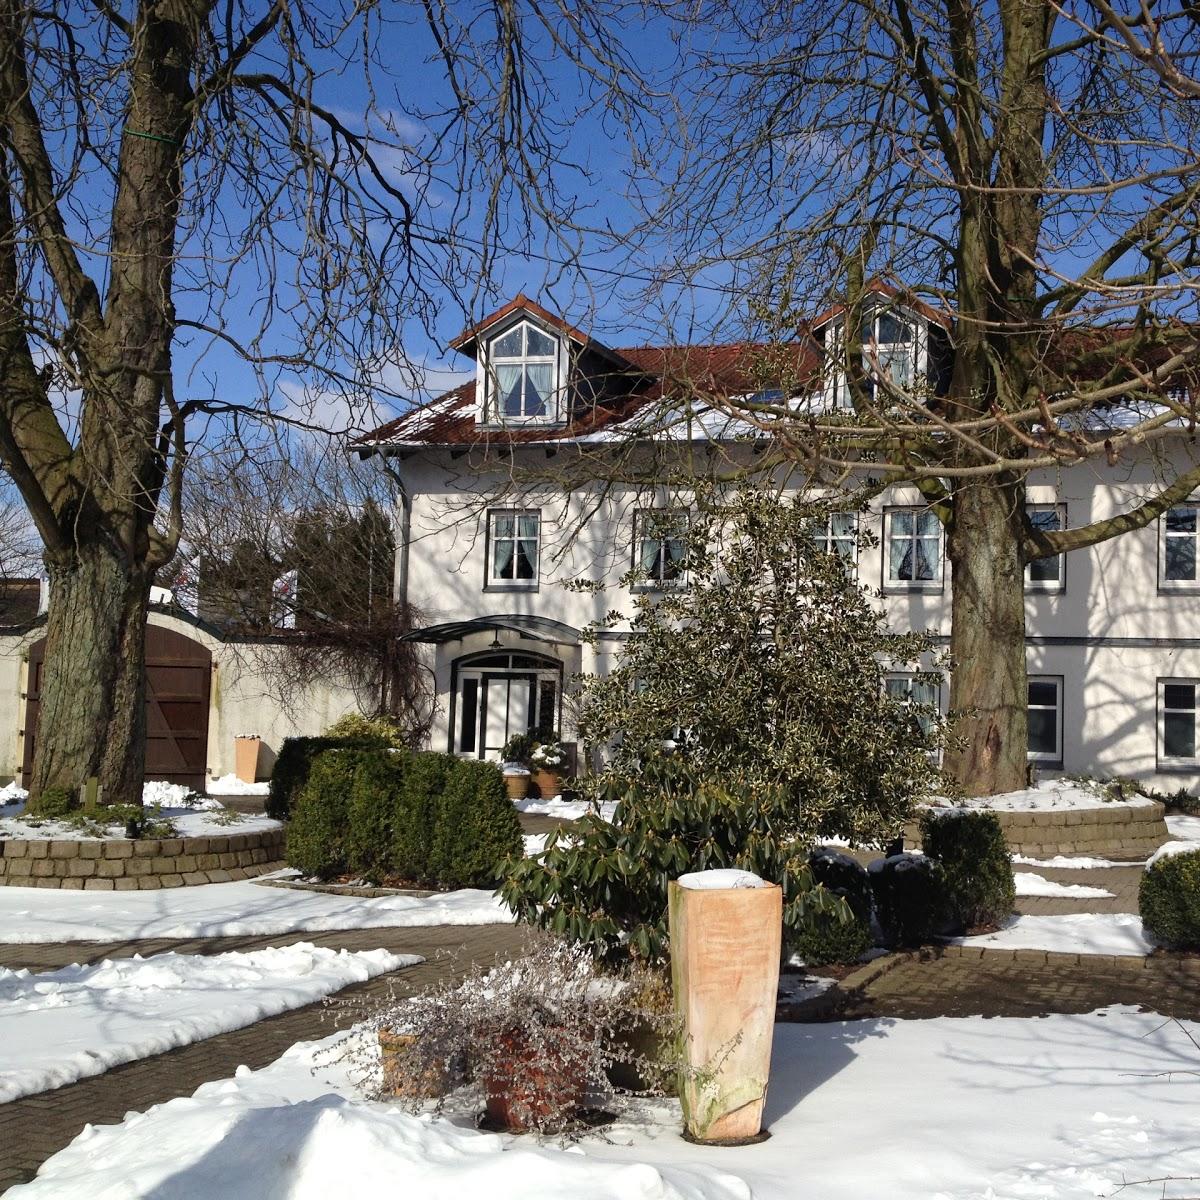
[885,508,943,587]
[487,322,559,422]
[632,510,689,589]
[487,510,540,587]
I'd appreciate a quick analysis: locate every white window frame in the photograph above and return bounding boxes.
[813,511,859,565]
[1159,501,1200,591]
[1158,678,1200,768]
[631,509,689,591]
[1027,675,1064,764]
[884,672,942,740]
[485,509,540,590]
[481,320,563,425]
[883,506,944,591]
[1025,503,1066,593]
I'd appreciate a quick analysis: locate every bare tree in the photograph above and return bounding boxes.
[175,436,432,737]
[0,0,638,802]
[603,0,1200,795]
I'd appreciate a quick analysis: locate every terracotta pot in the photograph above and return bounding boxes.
[668,879,782,1143]
[503,772,530,801]
[531,768,564,799]
[481,1027,587,1132]
[234,736,261,784]
[379,1029,462,1099]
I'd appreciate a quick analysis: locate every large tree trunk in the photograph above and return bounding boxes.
[942,477,1030,796]
[31,541,151,805]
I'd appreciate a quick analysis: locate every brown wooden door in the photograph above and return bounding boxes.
[22,624,212,792]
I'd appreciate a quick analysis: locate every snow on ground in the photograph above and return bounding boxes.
[952,912,1155,956]
[1013,853,1145,869]
[521,833,547,857]
[0,799,280,841]
[1013,871,1115,899]
[0,944,416,1104]
[1165,813,1200,842]
[930,779,1157,813]
[15,1008,1200,1199]
[514,796,617,821]
[0,879,513,944]
[206,774,271,797]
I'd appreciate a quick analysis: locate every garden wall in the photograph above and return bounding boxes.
[907,801,1169,860]
[0,827,286,889]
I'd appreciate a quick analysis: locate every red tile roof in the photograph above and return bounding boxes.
[357,341,820,448]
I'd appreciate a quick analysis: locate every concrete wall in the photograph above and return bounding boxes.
[396,441,1200,793]
[0,609,366,787]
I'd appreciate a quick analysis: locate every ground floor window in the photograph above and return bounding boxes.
[1159,680,1199,766]
[1027,676,1063,763]
[884,673,941,738]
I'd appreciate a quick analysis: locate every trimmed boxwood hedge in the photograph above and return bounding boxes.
[1140,849,1200,949]
[267,734,390,820]
[920,808,1015,932]
[869,852,947,948]
[286,746,522,888]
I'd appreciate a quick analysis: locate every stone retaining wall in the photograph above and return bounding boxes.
[906,801,1169,859]
[0,827,286,889]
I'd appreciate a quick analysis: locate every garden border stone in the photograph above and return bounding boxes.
[0,827,285,888]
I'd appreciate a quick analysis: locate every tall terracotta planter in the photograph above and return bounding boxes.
[668,876,782,1143]
[531,767,563,799]
[503,770,530,801]
[234,736,261,784]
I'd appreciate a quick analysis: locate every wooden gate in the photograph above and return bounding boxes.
[22,624,213,792]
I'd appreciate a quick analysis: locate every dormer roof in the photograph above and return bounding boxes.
[808,280,954,332]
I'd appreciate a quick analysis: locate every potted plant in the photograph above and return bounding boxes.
[501,732,535,801]
[358,935,679,1134]
[530,739,569,800]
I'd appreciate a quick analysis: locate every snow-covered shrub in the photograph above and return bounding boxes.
[920,809,1015,932]
[869,853,948,948]
[531,742,569,770]
[789,848,874,966]
[502,756,841,963]
[28,786,78,818]
[501,732,537,766]
[1139,849,1200,949]
[352,935,679,1134]
[429,759,522,889]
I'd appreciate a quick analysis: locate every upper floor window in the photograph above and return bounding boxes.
[1160,679,1199,766]
[864,310,915,396]
[884,507,943,589]
[486,510,539,589]
[486,321,560,422]
[1026,504,1066,592]
[632,509,688,590]
[812,511,859,563]
[1161,502,1199,588]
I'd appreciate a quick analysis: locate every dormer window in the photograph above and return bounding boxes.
[825,305,922,409]
[486,321,561,422]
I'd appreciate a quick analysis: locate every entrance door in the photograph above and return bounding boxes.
[452,652,561,759]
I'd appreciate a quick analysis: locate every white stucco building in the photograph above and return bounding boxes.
[358,292,1200,793]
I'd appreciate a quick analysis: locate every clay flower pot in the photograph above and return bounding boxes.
[503,769,531,801]
[481,1027,587,1133]
[531,767,564,799]
[668,873,782,1143]
[378,1029,462,1099]
[234,735,261,784]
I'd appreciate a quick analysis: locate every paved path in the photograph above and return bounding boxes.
[0,923,530,1193]
[1013,862,1143,916]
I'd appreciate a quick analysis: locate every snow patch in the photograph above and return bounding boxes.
[514,796,617,821]
[1165,813,1200,842]
[1013,872,1115,899]
[0,781,28,805]
[677,869,766,890]
[206,774,271,797]
[952,912,1155,956]
[1146,840,1200,869]
[1013,854,1144,869]
[0,880,513,944]
[928,780,1157,813]
[0,944,416,1103]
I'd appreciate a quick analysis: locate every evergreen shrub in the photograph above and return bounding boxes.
[286,749,364,879]
[431,759,523,889]
[394,751,456,881]
[920,809,1015,931]
[267,734,388,819]
[28,786,78,818]
[1140,849,1200,949]
[789,847,874,966]
[346,748,409,882]
[869,853,947,948]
